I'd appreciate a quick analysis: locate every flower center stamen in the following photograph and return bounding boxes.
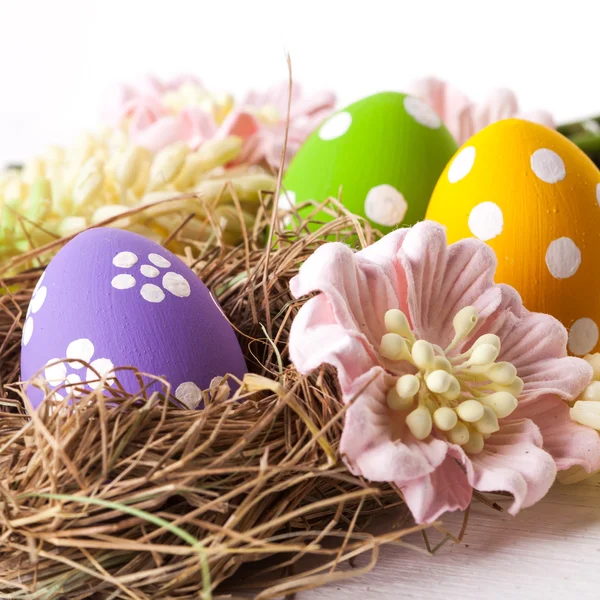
[380,306,522,454]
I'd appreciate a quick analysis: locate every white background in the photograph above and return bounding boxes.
[1,0,599,167]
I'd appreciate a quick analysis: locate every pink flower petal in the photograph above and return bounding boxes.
[289,295,380,390]
[518,109,556,129]
[290,237,407,351]
[340,368,449,483]
[513,395,600,473]
[290,90,337,120]
[473,88,519,131]
[178,107,218,149]
[130,116,184,153]
[400,451,473,523]
[481,285,592,403]
[465,419,556,515]
[407,78,555,144]
[100,83,135,125]
[216,109,261,141]
[408,77,473,144]
[164,75,203,91]
[398,222,501,348]
[124,98,166,127]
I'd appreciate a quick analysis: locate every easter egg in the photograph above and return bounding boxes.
[20,228,247,408]
[426,118,600,355]
[281,91,458,233]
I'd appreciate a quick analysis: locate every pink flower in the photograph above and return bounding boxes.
[101,76,336,167]
[408,77,555,145]
[288,222,600,523]
[228,81,336,168]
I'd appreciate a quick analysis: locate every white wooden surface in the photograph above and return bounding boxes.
[301,474,600,599]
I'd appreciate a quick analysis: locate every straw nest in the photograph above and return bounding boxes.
[0,186,440,599]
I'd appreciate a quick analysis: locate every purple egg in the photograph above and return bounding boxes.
[20,228,247,408]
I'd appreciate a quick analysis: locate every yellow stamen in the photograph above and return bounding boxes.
[379,305,521,453]
[412,340,435,370]
[433,407,458,431]
[479,391,518,418]
[380,333,410,361]
[384,309,414,341]
[456,399,485,422]
[406,406,433,440]
[462,430,485,454]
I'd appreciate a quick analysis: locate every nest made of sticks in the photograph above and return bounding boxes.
[0,189,439,599]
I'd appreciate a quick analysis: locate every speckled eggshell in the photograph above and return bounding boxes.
[21,228,247,408]
[281,92,458,233]
[426,118,600,356]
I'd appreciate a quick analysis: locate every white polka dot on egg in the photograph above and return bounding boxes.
[65,373,83,396]
[278,190,296,227]
[530,148,566,183]
[33,271,46,295]
[448,147,476,183]
[45,360,67,386]
[141,283,165,303]
[66,338,95,368]
[87,358,115,390]
[148,253,171,268]
[111,274,136,290]
[22,317,34,346]
[468,201,503,241]
[403,96,442,129]
[364,184,407,226]
[162,272,191,298]
[596,183,600,207]
[545,237,581,279]
[30,286,47,314]
[113,251,138,268]
[318,112,352,140]
[141,264,160,278]
[568,317,599,355]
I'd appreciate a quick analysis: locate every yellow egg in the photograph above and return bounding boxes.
[426,118,600,355]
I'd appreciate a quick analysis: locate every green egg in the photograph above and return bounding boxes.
[282,91,458,233]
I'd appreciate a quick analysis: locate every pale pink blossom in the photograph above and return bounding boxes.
[229,81,336,168]
[288,222,600,523]
[101,76,335,167]
[408,77,555,145]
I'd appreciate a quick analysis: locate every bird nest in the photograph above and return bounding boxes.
[0,188,443,599]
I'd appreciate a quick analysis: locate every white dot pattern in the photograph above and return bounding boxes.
[23,317,34,346]
[113,251,138,268]
[111,274,136,290]
[30,286,47,314]
[448,147,476,183]
[87,358,115,390]
[65,373,83,396]
[141,264,160,278]
[545,237,581,279]
[596,183,600,207]
[45,360,67,385]
[318,112,352,140]
[468,202,504,241]
[33,271,46,294]
[148,253,171,268]
[162,272,191,298]
[364,184,407,226]
[141,283,165,303]
[530,149,566,183]
[66,338,95,368]
[278,190,296,227]
[403,96,441,129]
[175,381,203,409]
[568,318,599,355]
